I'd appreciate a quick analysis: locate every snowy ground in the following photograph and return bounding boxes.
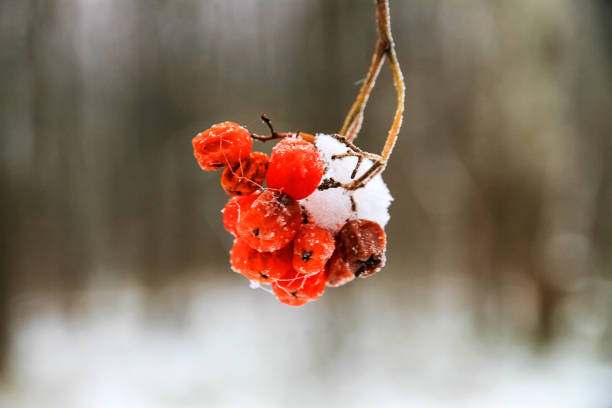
[1,272,611,408]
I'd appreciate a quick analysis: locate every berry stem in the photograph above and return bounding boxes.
[251,0,404,192]
[260,113,276,137]
[251,114,316,144]
[338,0,405,190]
[339,35,385,141]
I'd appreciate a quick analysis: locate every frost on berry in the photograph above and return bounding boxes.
[230,239,293,283]
[266,137,324,200]
[326,219,386,287]
[221,151,268,196]
[192,122,252,171]
[272,269,326,306]
[292,224,335,275]
[236,189,301,252]
[325,250,355,287]
[222,192,259,236]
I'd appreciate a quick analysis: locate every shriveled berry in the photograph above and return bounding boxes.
[192,122,252,171]
[230,240,293,283]
[236,189,301,252]
[326,219,386,286]
[272,269,326,306]
[325,249,355,287]
[221,152,268,196]
[266,137,324,200]
[292,224,335,275]
[222,192,259,236]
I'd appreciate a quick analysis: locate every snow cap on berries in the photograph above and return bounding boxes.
[299,134,393,232]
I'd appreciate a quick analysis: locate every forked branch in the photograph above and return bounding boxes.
[252,0,404,191]
[339,0,405,190]
[251,114,315,144]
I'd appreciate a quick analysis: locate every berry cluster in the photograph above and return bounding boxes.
[192,121,388,306]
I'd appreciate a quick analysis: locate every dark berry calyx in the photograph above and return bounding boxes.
[301,250,313,262]
[354,254,382,277]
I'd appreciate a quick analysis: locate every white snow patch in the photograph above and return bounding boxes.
[300,134,393,232]
[301,187,353,231]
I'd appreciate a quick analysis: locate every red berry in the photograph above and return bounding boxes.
[236,189,301,252]
[192,122,252,171]
[230,239,293,283]
[222,193,259,236]
[220,151,268,196]
[266,137,324,200]
[326,219,386,286]
[292,224,335,275]
[272,269,326,306]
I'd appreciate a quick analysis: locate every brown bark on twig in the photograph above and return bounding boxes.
[251,0,404,191]
[339,0,405,190]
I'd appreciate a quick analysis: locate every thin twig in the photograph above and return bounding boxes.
[250,113,284,141]
[261,113,275,136]
[339,41,385,142]
[252,0,404,191]
[250,114,315,143]
[341,0,405,190]
[250,132,291,142]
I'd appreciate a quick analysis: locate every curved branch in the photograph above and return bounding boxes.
[341,0,405,190]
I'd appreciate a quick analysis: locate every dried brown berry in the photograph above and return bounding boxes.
[325,219,386,286]
[325,249,355,287]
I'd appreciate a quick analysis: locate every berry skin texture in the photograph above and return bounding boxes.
[272,269,326,306]
[221,152,268,196]
[292,224,335,275]
[230,240,293,283]
[266,137,324,200]
[326,219,386,286]
[325,249,355,287]
[192,122,252,171]
[236,189,301,252]
[222,193,260,236]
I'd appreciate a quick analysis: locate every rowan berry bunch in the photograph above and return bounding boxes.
[189,0,404,306]
[191,120,389,306]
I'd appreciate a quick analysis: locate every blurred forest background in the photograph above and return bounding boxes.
[1,0,612,406]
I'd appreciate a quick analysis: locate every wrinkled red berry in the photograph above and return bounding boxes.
[236,189,301,252]
[266,137,324,200]
[192,122,252,171]
[292,224,335,275]
[272,269,326,306]
[230,239,293,283]
[326,219,386,286]
[221,152,268,196]
[222,192,259,236]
